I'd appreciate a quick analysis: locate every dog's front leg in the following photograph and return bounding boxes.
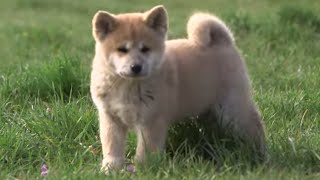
[98,110,127,172]
[134,119,168,162]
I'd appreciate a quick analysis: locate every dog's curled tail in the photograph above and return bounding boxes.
[187,13,234,47]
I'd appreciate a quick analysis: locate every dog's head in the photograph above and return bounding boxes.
[92,5,168,79]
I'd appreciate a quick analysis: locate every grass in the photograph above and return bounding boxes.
[0,0,320,179]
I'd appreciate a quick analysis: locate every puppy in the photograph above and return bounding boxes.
[90,5,266,171]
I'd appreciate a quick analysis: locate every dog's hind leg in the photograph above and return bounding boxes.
[215,94,267,161]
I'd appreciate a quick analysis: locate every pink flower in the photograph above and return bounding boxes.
[126,164,136,173]
[41,164,48,176]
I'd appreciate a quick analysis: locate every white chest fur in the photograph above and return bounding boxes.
[100,79,156,127]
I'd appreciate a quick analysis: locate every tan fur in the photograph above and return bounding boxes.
[90,5,266,172]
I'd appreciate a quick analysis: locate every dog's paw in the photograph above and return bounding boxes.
[134,154,145,164]
[100,157,124,174]
[100,164,112,175]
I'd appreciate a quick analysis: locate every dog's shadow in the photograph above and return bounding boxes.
[166,113,264,167]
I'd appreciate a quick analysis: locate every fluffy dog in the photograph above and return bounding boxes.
[90,5,266,171]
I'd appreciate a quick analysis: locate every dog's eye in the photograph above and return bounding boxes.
[140,46,150,53]
[117,46,129,53]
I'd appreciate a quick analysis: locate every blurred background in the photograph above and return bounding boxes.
[1,0,319,69]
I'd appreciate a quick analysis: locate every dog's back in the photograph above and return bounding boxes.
[164,13,251,118]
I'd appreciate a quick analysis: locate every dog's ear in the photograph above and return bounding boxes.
[144,5,168,36]
[92,11,117,41]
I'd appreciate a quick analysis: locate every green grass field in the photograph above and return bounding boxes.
[1,0,320,179]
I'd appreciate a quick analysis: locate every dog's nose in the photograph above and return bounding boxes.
[130,64,142,74]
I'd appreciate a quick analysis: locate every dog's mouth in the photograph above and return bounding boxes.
[118,72,149,80]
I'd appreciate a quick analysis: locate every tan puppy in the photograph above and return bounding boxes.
[90,5,266,171]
